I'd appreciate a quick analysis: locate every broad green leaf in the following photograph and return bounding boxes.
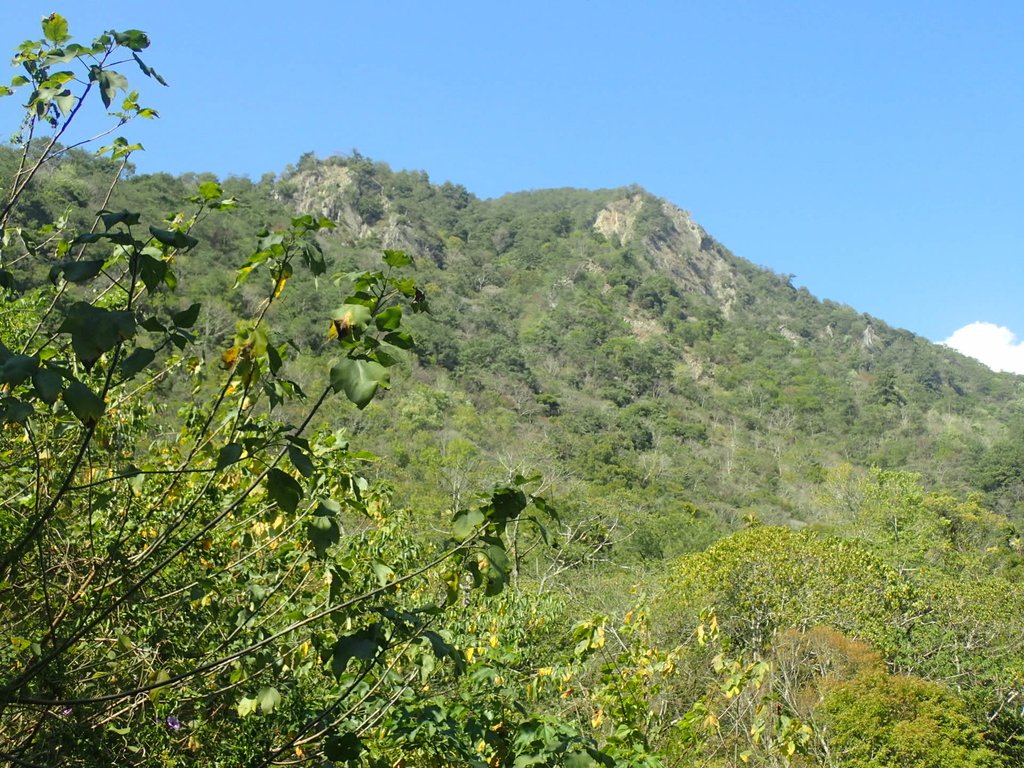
[100,209,141,229]
[489,487,528,525]
[307,515,339,558]
[42,13,70,44]
[371,561,394,586]
[119,347,155,379]
[331,303,372,336]
[324,732,363,763]
[236,696,258,718]
[382,249,413,268]
[63,380,105,426]
[374,305,402,331]
[96,69,129,109]
[50,260,104,284]
[216,443,244,470]
[564,752,597,768]
[58,303,136,369]
[53,90,74,116]
[2,399,33,424]
[139,315,165,333]
[383,330,415,350]
[287,443,314,478]
[149,226,198,250]
[31,367,63,404]
[452,509,485,540]
[137,253,168,293]
[315,499,341,517]
[113,29,150,51]
[330,624,383,678]
[0,355,38,386]
[265,467,303,513]
[132,53,167,85]
[257,686,281,714]
[197,181,222,201]
[171,302,201,329]
[329,357,389,409]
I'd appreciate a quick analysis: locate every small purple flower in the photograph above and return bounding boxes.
[166,715,181,731]
[61,707,72,716]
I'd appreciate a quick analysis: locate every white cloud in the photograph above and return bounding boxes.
[942,322,1024,374]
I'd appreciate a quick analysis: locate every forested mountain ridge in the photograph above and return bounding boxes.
[264,154,1022,551]
[6,145,1022,557]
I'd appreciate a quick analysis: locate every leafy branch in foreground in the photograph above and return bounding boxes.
[0,14,571,768]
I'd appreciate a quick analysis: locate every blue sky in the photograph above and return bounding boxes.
[3,2,1023,368]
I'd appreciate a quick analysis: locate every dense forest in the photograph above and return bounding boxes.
[1,14,1023,768]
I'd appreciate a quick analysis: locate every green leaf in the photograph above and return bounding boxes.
[216,443,244,470]
[137,253,168,293]
[100,209,141,229]
[324,732,363,763]
[236,696,258,718]
[171,302,201,329]
[139,315,165,333]
[119,347,155,379]
[489,487,529,525]
[63,380,105,426]
[32,367,64,404]
[49,260,104,284]
[149,226,198,250]
[2,399,33,424]
[113,29,150,52]
[267,343,283,374]
[53,90,74,116]
[287,443,314,478]
[58,303,136,370]
[307,515,340,558]
[374,305,402,331]
[197,181,222,201]
[329,357,389,409]
[564,752,598,768]
[331,303,372,334]
[383,330,415,350]
[257,686,281,714]
[315,499,341,517]
[482,544,512,596]
[382,249,413,268]
[0,355,38,386]
[371,560,394,586]
[96,69,129,109]
[42,13,70,44]
[330,624,383,677]
[452,509,485,541]
[266,468,303,513]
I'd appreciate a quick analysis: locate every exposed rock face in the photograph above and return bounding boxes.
[593,195,644,243]
[593,196,739,315]
[278,166,444,264]
[862,324,879,350]
[278,165,363,234]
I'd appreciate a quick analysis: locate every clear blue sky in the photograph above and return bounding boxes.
[3,2,1023,356]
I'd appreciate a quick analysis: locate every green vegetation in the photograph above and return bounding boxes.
[1,13,1023,767]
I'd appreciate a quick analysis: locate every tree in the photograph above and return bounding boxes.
[0,15,558,766]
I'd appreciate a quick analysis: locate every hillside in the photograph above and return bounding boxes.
[6,146,1022,561]
[268,155,1021,553]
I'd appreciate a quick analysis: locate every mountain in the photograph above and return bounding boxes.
[5,146,1022,560]
[263,153,1021,556]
